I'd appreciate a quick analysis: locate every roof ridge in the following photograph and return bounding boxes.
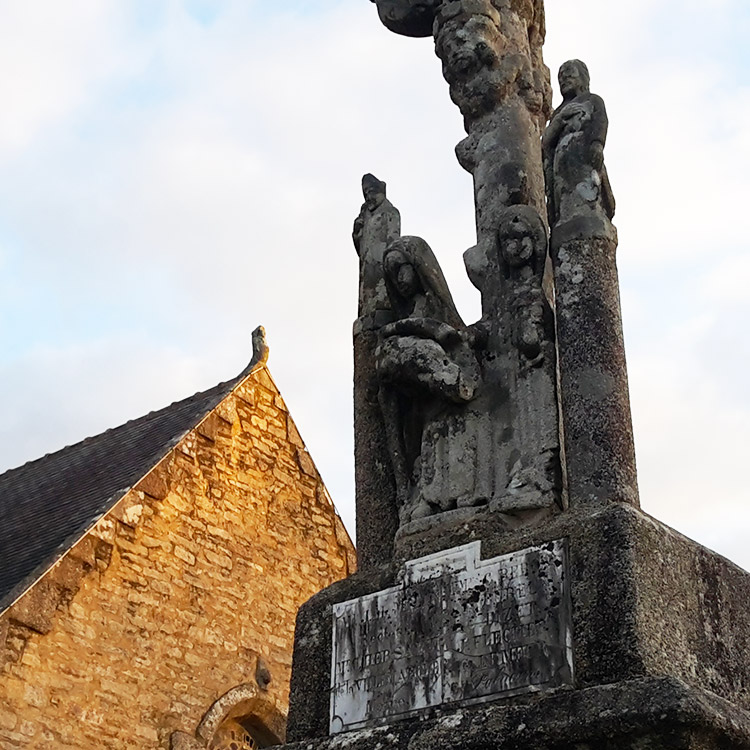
[0,363,263,611]
[0,326,274,612]
[0,325,270,481]
[0,375,243,483]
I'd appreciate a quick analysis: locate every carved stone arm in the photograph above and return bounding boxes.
[352,208,365,255]
[382,317,462,347]
[588,94,609,169]
[542,111,565,164]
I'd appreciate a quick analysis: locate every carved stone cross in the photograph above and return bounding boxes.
[355,0,639,569]
[372,0,551,242]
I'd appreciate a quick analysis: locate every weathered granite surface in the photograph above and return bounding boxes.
[353,174,401,328]
[376,235,481,523]
[287,504,750,742]
[353,0,565,557]
[373,0,551,230]
[463,205,562,514]
[286,676,750,750]
[360,204,563,536]
[354,13,639,552]
[353,329,400,569]
[553,233,639,507]
[543,60,615,232]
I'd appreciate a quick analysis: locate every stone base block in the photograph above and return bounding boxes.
[284,677,750,750]
[287,504,750,742]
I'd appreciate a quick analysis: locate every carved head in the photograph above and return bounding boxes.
[497,206,547,273]
[435,4,502,84]
[383,236,463,327]
[362,173,387,211]
[384,248,419,299]
[558,59,590,99]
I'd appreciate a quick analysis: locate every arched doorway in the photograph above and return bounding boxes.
[208,714,278,750]
[171,682,285,750]
[197,683,285,749]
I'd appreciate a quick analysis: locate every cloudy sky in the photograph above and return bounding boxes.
[0,0,747,570]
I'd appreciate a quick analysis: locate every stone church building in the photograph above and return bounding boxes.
[0,335,356,749]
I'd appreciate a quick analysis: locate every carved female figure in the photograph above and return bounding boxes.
[496,206,561,508]
[375,236,481,522]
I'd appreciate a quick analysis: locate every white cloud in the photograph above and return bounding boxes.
[0,1,747,571]
[0,336,213,473]
[702,253,750,303]
[547,1,750,266]
[0,3,138,156]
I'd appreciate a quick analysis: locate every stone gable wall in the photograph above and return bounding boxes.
[0,365,355,749]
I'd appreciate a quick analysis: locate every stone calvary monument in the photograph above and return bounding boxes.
[280,3,750,750]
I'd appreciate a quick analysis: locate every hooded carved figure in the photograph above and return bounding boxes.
[375,236,481,521]
[382,236,463,327]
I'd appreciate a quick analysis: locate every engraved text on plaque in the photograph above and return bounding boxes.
[330,541,573,733]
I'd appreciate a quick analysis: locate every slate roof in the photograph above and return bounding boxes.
[0,360,259,613]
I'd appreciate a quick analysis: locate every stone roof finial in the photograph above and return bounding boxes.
[251,325,269,367]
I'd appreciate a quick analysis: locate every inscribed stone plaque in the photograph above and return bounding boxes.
[330,540,573,733]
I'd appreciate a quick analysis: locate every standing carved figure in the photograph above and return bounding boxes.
[352,174,402,568]
[543,61,639,508]
[496,207,560,507]
[353,173,401,326]
[542,59,615,232]
[462,206,561,513]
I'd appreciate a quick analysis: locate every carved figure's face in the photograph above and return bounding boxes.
[385,250,418,298]
[502,234,535,268]
[437,16,499,83]
[363,185,386,211]
[558,61,589,98]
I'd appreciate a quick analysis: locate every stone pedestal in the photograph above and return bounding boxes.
[285,504,750,748]
[304,4,747,748]
[286,676,749,750]
[552,224,639,508]
[353,326,399,569]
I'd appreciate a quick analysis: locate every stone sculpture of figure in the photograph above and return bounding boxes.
[496,206,560,508]
[375,236,481,522]
[461,205,561,513]
[352,174,402,569]
[498,206,551,369]
[542,59,615,231]
[353,173,401,328]
[544,61,640,509]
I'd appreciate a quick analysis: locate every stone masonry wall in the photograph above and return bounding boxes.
[0,365,356,749]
